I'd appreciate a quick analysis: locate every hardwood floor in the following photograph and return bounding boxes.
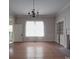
[9,42,70,59]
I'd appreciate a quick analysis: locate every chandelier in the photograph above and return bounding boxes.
[28,0,39,18]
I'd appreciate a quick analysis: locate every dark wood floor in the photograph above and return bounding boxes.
[9,42,70,59]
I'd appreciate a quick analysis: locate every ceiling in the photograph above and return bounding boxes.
[9,0,70,16]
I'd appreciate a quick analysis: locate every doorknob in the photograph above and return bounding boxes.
[21,34,23,36]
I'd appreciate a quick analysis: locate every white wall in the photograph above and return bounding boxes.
[14,15,55,42]
[55,5,70,48]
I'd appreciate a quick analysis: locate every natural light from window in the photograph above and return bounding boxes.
[25,21,44,37]
[9,25,13,32]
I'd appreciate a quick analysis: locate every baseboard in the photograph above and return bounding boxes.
[14,41,24,43]
[12,41,64,47]
[13,41,56,43]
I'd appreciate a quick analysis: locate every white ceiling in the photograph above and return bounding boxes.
[9,0,70,15]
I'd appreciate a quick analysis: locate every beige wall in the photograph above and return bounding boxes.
[14,15,55,42]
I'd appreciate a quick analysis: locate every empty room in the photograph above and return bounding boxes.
[9,0,70,59]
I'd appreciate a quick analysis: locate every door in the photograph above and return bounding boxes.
[67,35,70,49]
[14,24,23,42]
[57,21,64,44]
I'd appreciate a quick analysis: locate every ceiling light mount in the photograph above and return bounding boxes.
[28,0,39,18]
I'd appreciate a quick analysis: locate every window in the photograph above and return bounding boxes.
[25,21,44,37]
[57,21,63,34]
[9,25,13,39]
[9,25,13,32]
[9,25,13,43]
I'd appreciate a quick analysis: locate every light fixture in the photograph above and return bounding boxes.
[28,0,39,18]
